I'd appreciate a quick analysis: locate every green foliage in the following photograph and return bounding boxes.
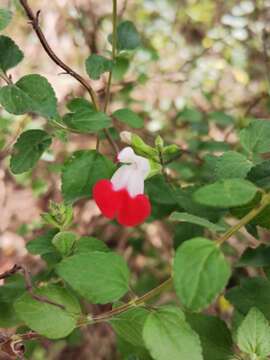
[113,108,144,128]
[214,151,252,180]
[52,231,77,257]
[236,307,270,359]
[186,313,233,360]
[14,285,81,339]
[85,54,113,80]
[61,150,115,203]
[0,35,23,71]
[115,21,141,51]
[56,252,130,303]
[170,212,225,232]
[0,74,57,118]
[173,237,231,311]
[26,229,58,256]
[74,236,109,254]
[10,130,52,174]
[193,179,257,208]
[237,245,270,267]
[143,306,203,360]
[0,9,12,31]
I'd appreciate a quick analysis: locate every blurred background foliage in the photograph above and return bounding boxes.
[1,0,270,359]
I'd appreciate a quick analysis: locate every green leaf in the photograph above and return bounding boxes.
[226,278,270,321]
[0,9,12,31]
[208,111,234,127]
[240,119,270,161]
[111,307,148,347]
[237,245,270,268]
[113,108,144,129]
[14,285,81,339]
[170,212,226,232]
[143,306,203,360]
[0,74,57,118]
[85,54,113,80]
[74,236,109,254]
[178,107,203,123]
[63,109,112,133]
[0,301,19,327]
[66,97,94,112]
[26,229,58,255]
[248,160,270,190]
[115,21,141,50]
[186,313,233,360]
[0,35,23,71]
[52,231,77,257]
[145,175,177,205]
[10,130,52,174]
[56,252,130,304]
[214,151,252,180]
[193,179,257,208]
[236,307,270,358]
[61,150,115,203]
[112,56,130,80]
[173,237,231,311]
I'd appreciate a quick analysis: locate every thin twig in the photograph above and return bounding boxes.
[262,29,270,89]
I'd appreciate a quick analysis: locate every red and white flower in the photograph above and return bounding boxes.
[93,147,151,227]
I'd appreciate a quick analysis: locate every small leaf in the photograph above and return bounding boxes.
[111,307,148,347]
[193,179,257,208]
[113,108,144,129]
[0,9,12,31]
[116,21,141,50]
[85,54,113,80]
[236,307,270,358]
[0,35,23,71]
[63,109,112,133]
[14,285,81,339]
[248,160,270,190]
[0,74,57,118]
[170,212,225,232]
[61,150,115,203]
[173,237,231,311]
[52,231,77,257]
[186,313,233,360]
[214,151,252,180]
[74,236,109,254]
[240,119,270,161]
[112,56,130,80]
[237,245,270,268]
[66,97,94,112]
[143,306,203,360]
[10,130,52,174]
[56,252,130,304]
[26,229,58,256]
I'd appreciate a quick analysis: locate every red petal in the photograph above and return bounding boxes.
[117,192,151,227]
[93,179,119,219]
[93,179,151,227]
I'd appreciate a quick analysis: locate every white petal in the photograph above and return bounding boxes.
[111,164,145,197]
[117,147,136,164]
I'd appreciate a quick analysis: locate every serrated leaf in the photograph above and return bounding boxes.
[14,285,81,339]
[63,109,112,133]
[10,129,52,174]
[226,278,270,321]
[52,231,77,257]
[115,21,141,50]
[0,74,57,118]
[236,307,270,358]
[170,212,225,232]
[85,54,113,80]
[214,151,252,180]
[240,119,270,161]
[113,108,144,129]
[237,245,270,267]
[56,252,130,304]
[0,9,12,31]
[173,237,231,311]
[61,150,115,203]
[186,313,233,360]
[193,179,257,208]
[111,307,148,347]
[143,306,203,360]
[0,35,23,71]
[74,236,109,254]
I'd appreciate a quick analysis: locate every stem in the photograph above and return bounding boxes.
[103,0,117,113]
[89,277,172,324]
[217,193,270,246]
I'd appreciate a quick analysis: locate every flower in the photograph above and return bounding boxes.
[93,147,151,227]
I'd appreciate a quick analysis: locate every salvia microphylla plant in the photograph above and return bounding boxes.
[2,0,270,359]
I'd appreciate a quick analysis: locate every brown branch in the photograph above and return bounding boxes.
[0,264,65,310]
